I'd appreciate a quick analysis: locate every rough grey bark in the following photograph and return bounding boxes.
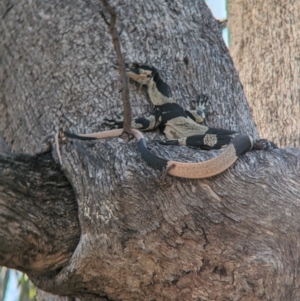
[46,138,300,301]
[0,0,300,300]
[227,0,300,148]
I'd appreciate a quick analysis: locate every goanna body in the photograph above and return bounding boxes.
[64,63,276,179]
[107,63,237,150]
[154,103,207,139]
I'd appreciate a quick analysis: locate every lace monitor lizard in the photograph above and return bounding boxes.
[61,63,276,179]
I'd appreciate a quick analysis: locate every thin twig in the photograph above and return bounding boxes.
[99,0,132,140]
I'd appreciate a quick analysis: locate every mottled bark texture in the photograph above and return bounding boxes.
[0,0,300,300]
[227,0,300,148]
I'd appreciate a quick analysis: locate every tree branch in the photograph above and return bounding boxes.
[30,139,300,300]
[0,151,80,275]
[99,0,132,139]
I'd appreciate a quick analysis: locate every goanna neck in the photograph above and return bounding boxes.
[147,72,175,105]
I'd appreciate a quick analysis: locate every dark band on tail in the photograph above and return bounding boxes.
[138,138,168,170]
[231,134,253,156]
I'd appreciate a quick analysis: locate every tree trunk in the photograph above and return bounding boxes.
[1,0,300,300]
[227,0,300,148]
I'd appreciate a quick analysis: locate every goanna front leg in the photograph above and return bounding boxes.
[160,127,238,150]
[185,93,209,124]
[104,114,159,131]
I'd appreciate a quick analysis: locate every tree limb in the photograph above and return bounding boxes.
[29,139,300,300]
[0,151,79,275]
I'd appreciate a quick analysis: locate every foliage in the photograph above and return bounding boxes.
[0,268,36,301]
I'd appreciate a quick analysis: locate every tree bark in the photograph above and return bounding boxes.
[227,0,300,148]
[1,0,300,300]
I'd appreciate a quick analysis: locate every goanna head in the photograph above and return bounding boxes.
[125,63,158,86]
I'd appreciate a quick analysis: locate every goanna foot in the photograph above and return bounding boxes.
[193,93,209,120]
[253,139,278,151]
